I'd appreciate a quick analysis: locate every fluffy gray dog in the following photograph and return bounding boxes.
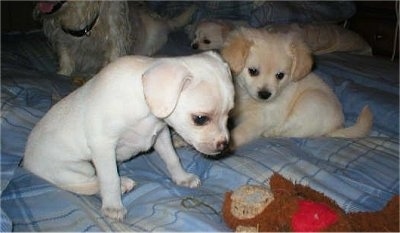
[34,1,196,77]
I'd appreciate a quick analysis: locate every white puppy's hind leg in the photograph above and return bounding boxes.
[54,161,99,195]
[61,176,135,195]
[60,179,99,195]
[154,127,201,188]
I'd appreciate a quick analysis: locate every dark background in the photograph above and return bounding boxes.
[1,1,398,58]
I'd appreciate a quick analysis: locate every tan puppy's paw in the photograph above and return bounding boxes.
[102,206,127,221]
[120,176,136,194]
[175,173,201,188]
[225,142,236,154]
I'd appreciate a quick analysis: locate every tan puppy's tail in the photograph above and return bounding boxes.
[167,5,197,30]
[329,105,373,138]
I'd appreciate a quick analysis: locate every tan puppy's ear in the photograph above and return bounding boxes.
[288,37,313,81]
[221,30,252,75]
[142,61,192,118]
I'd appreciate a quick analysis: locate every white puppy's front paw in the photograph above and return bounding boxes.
[102,206,127,221]
[174,173,201,188]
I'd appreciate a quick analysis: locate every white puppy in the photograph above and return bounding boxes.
[23,51,234,221]
[221,28,373,148]
[189,20,248,51]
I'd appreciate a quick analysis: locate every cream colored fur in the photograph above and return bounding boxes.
[221,28,373,148]
[191,21,371,56]
[23,51,234,221]
[189,19,248,50]
[265,23,372,55]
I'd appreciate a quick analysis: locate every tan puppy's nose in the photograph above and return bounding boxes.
[216,140,229,152]
[258,89,271,100]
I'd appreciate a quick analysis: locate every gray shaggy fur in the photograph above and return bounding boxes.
[34,1,195,77]
[36,1,136,77]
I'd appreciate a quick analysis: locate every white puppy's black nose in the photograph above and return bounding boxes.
[258,90,271,100]
[216,140,228,152]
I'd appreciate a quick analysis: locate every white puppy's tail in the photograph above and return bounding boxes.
[329,105,373,138]
[167,5,197,30]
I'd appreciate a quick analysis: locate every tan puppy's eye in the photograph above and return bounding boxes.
[192,115,210,126]
[203,39,211,44]
[248,67,259,77]
[275,72,285,80]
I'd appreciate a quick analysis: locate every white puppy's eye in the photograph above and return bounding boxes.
[203,39,211,44]
[248,67,259,77]
[192,115,210,126]
[275,72,285,80]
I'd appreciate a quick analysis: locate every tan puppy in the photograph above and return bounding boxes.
[34,1,196,76]
[264,23,372,55]
[23,51,234,221]
[191,21,371,56]
[221,28,373,148]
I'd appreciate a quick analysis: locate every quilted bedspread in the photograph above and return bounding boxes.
[1,25,398,232]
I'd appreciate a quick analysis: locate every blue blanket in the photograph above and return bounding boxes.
[1,28,398,231]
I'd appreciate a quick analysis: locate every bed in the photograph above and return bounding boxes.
[1,1,398,232]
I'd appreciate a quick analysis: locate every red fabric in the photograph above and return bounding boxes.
[292,200,338,232]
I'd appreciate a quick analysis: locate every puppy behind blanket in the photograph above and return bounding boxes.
[191,20,371,56]
[264,23,372,55]
[34,1,196,77]
[221,28,373,148]
[189,19,248,51]
[23,51,234,221]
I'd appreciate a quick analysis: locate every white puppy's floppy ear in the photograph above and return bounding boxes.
[142,61,192,118]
